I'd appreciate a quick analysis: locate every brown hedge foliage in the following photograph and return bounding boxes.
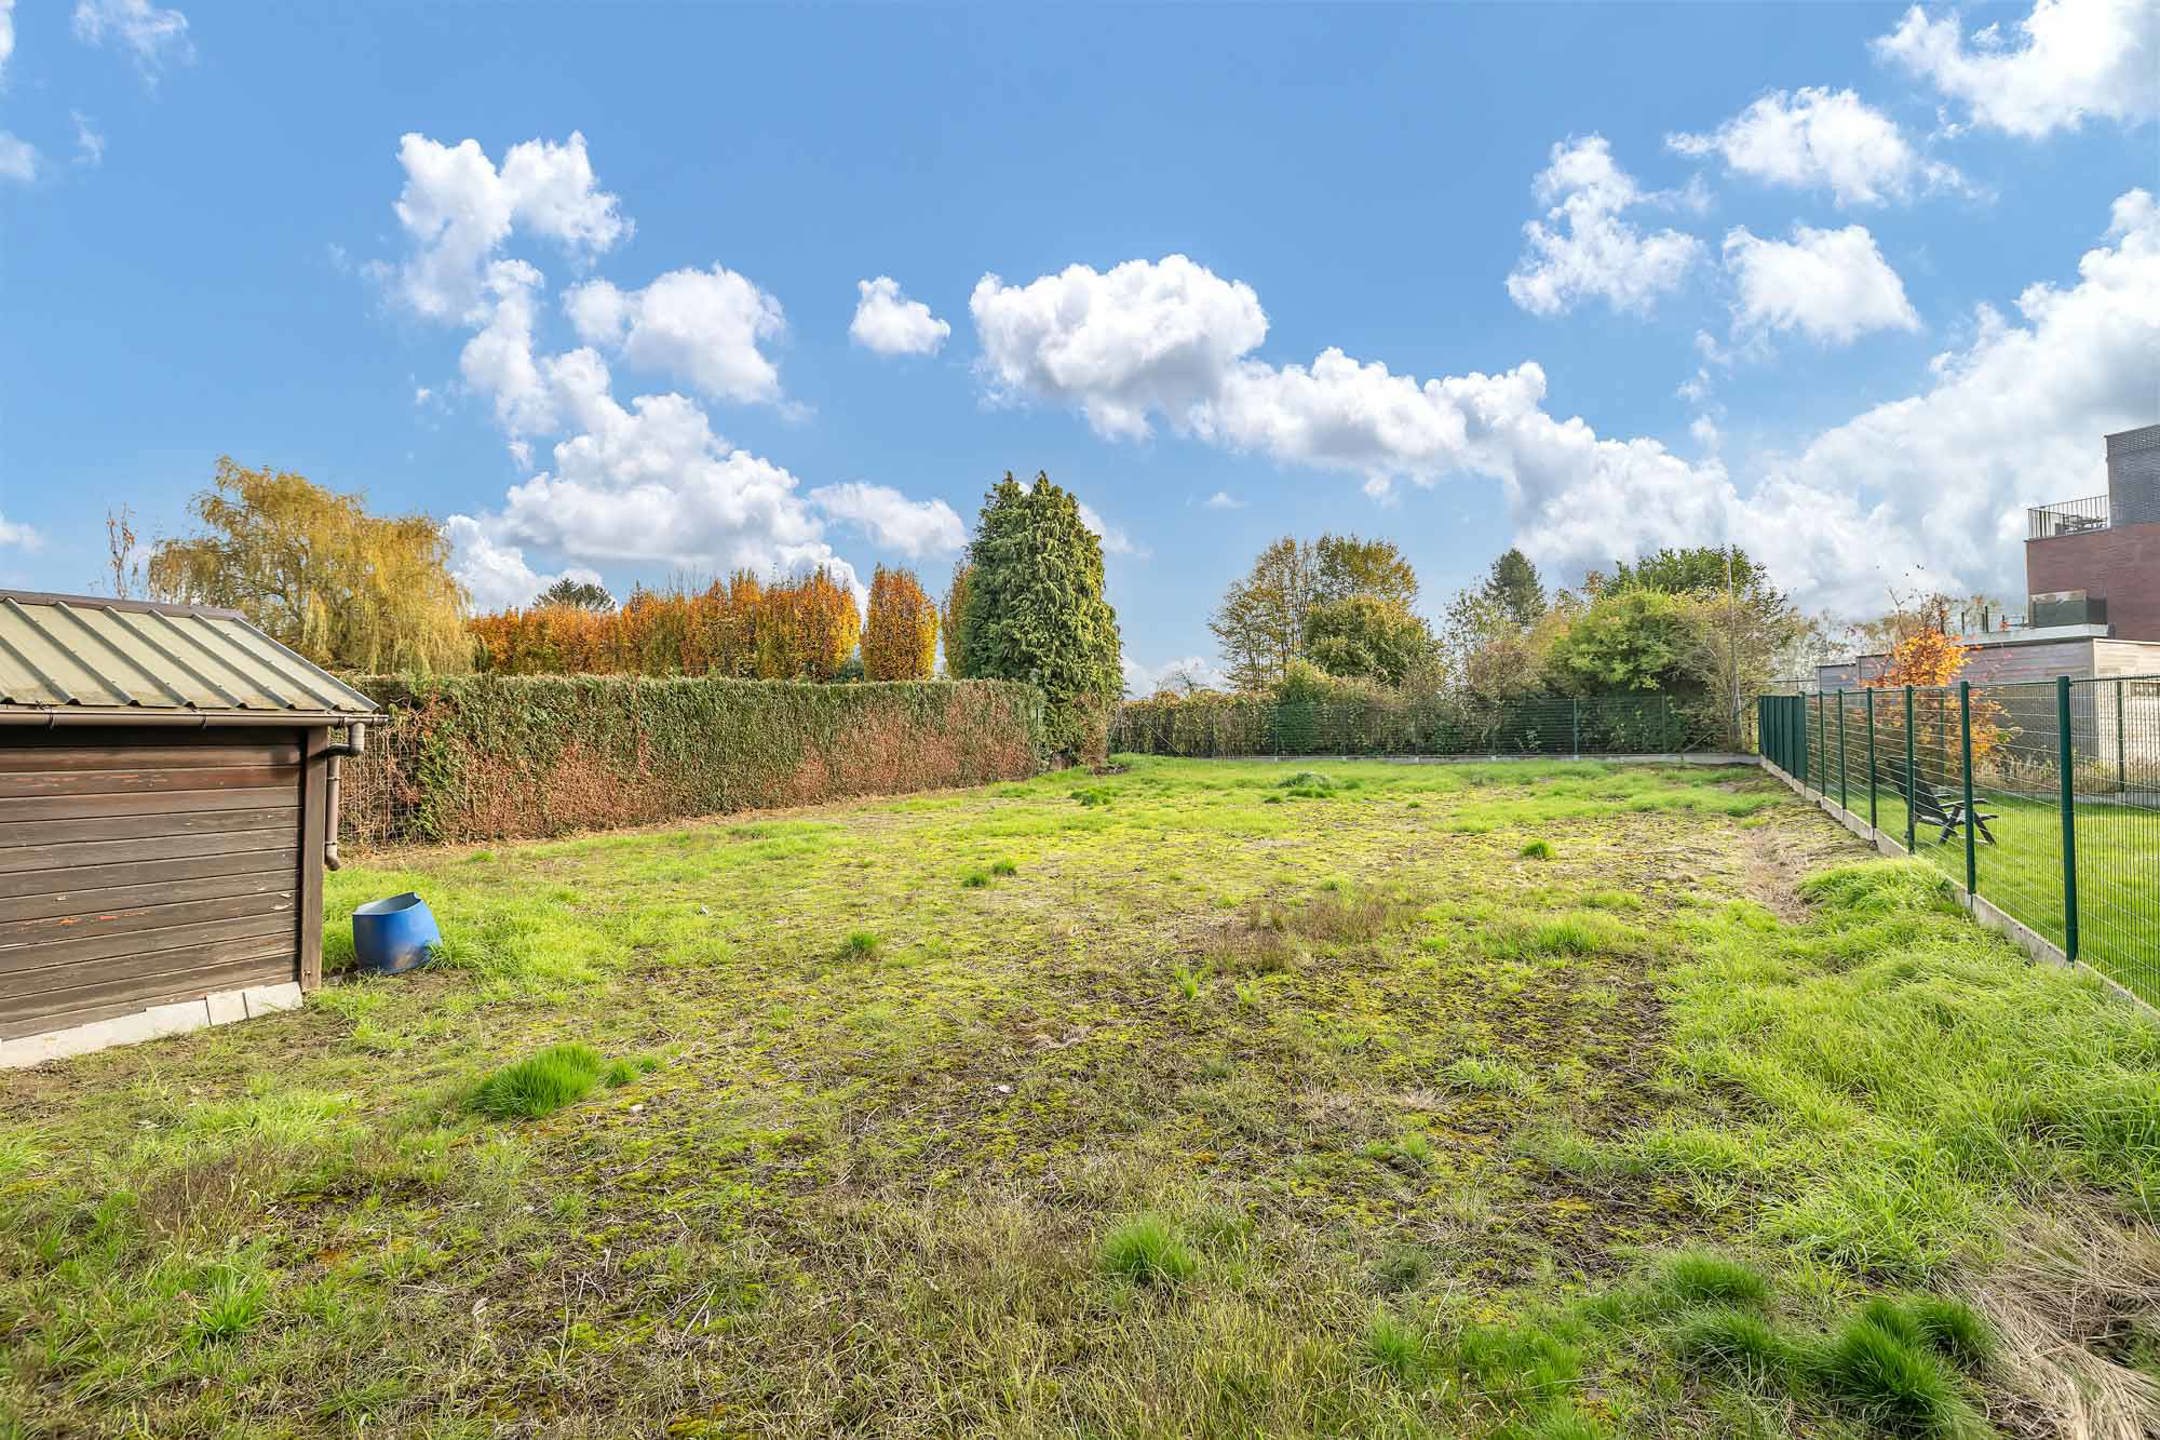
[862,566,938,680]
[469,569,860,680]
[340,674,1045,847]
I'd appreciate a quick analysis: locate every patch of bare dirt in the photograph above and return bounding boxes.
[1737,807,1871,922]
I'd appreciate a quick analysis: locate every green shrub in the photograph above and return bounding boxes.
[1099,1216,1197,1287]
[472,1043,606,1119]
[341,675,1047,847]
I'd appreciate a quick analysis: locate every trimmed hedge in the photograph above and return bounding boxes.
[341,675,1044,847]
[1112,691,1720,758]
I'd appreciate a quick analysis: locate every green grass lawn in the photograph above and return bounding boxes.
[4,759,2158,1438]
[1807,768,2159,1005]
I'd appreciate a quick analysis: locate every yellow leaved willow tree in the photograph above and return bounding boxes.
[861,565,938,680]
[147,458,473,675]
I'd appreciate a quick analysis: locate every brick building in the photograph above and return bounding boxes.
[1820,423,2160,690]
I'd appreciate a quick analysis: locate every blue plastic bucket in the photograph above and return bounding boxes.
[351,892,441,975]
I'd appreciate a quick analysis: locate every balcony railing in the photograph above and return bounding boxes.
[2029,494,2110,540]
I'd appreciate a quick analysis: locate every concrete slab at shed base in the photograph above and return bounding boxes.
[1,983,303,1069]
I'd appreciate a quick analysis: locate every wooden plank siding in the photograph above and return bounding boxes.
[0,728,308,1038]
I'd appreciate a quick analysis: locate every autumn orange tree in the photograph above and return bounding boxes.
[1868,628,1972,689]
[862,566,938,680]
[471,568,861,680]
[1863,623,2013,767]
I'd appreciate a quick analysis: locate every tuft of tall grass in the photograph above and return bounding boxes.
[602,1054,661,1087]
[1671,1308,1793,1389]
[1801,1307,1981,1438]
[1444,1055,1536,1096]
[1657,1252,1771,1310]
[1098,1215,1197,1287]
[187,1269,269,1346]
[471,1043,606,1119]
[1362,1309,1431,1382]
[1519,838,1554,860]
[838,930,881,961]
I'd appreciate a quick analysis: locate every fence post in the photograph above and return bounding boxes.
[2119,678,2128,795]
[1960,680,1977,897]
[1865,687,1877,832]
[1837,694,1848,812]
[1903,686,1917,854]
[1814,690,1826,796]
[2058,675,2079,963]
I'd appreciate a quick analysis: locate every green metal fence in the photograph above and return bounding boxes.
[1114,693,1727,759]
[1759,676,2160,1007]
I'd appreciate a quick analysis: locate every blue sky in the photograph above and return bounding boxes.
[1,1,2153,688]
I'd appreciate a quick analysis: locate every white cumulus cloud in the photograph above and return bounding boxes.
[73,0,192,75]
[381,130,948,608]
[966,194,2160,614]
[565,265,786,405]
[439,516,604,612]
[0,0,16,82]
[1506,135,1703,317]
[1875,0,2158,138]
[0,513,42,549]
[1668,87,1963,207]
[387,131,629,321]
[972,254,1268,440]
[809,481,966,557]
[1723,224,1921,344]
[849,276,950,356]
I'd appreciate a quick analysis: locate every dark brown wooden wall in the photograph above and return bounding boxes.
[0,727,306,1039]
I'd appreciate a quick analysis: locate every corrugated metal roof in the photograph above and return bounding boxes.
[0,591,380,721]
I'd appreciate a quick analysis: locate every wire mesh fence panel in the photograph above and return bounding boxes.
[1964,678,2066,952]
[1760,675,2160,1010]
[2070,677,2160,1003]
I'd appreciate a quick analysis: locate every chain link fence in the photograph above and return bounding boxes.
[1114,693,1732,758]
[1759,675,2160,1007]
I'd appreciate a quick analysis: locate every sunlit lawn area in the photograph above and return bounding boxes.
[1810,778,2160,1005]
[4,759,2158,1438]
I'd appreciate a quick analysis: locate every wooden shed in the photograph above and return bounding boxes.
[0,591,379,1065]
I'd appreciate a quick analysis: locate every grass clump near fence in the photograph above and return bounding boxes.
[1114,691,1723,758]
[1761,674,2160,1006]
[341,674,1045,847]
